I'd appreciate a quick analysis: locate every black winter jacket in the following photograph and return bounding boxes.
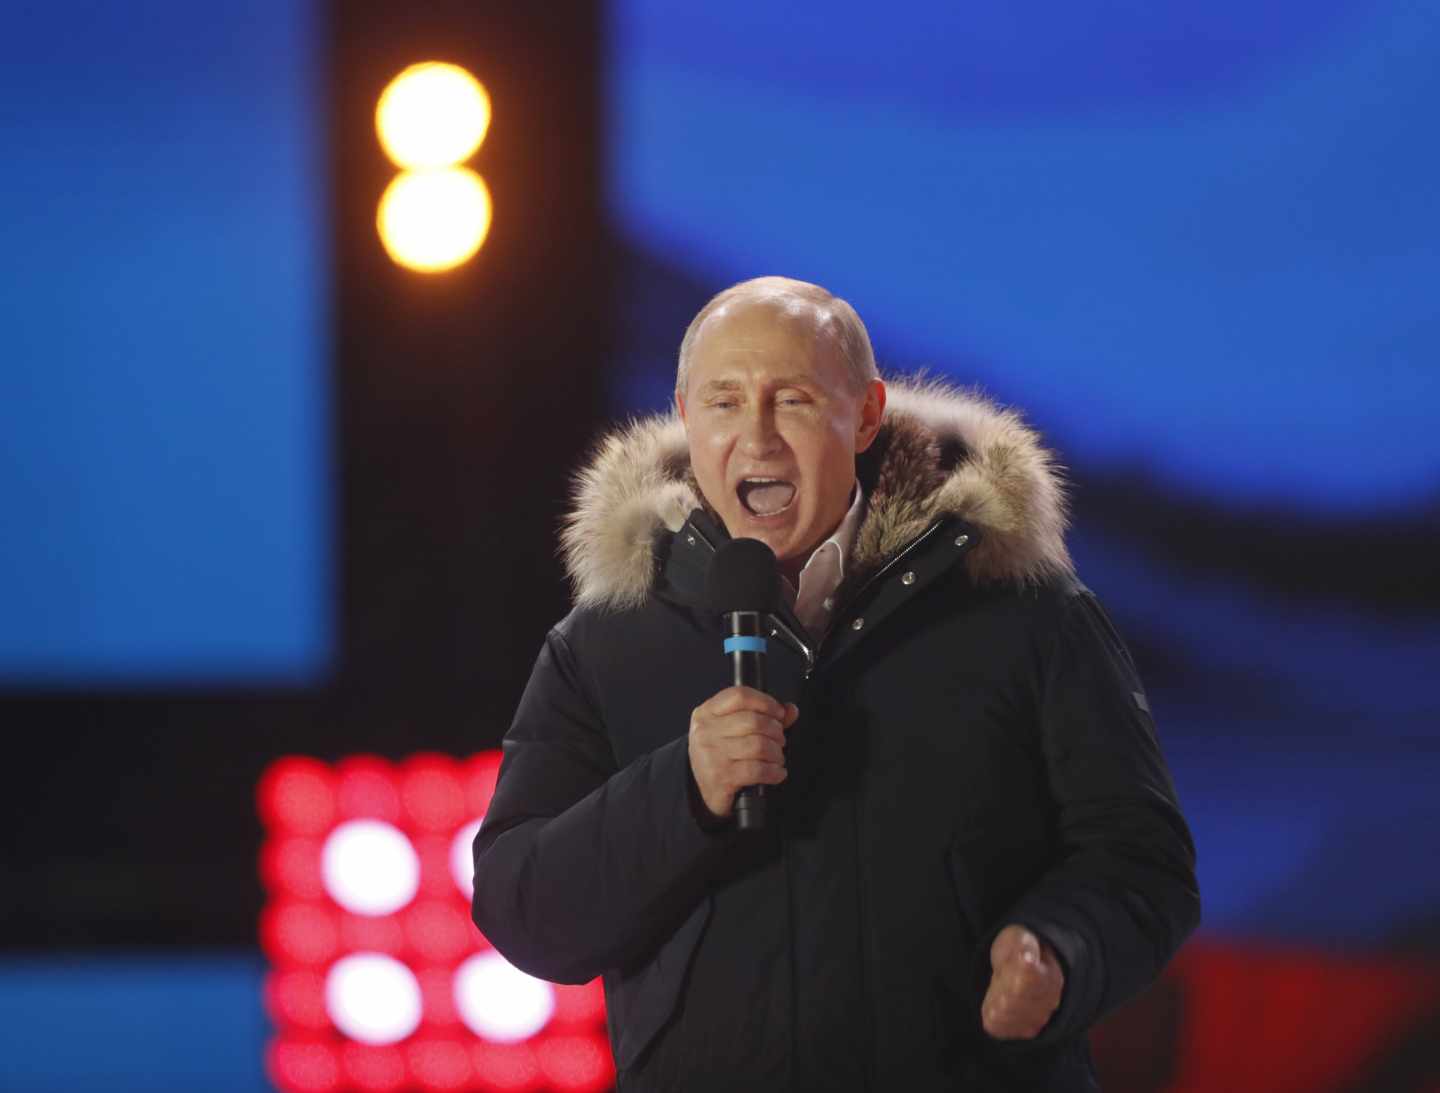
[472,379,1201,1092]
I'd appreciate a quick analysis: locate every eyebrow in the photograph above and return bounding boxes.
[696,379,742,396]
[695,375,817,397]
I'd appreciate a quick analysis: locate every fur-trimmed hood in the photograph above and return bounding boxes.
[561,377,1074,611]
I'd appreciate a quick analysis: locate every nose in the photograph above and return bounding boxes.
[739,405,782,458]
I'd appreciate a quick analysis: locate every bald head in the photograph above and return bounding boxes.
[676,276,878,398]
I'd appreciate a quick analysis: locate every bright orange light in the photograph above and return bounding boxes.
[377,167,492,274]
[376,62,491,170]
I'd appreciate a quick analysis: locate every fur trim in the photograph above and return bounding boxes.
[561,376,1073,610]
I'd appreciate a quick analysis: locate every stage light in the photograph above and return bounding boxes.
[454,951,556,1043]
[408,1037,475,1091]
[326,952,424,1045]
[266,968,331,1031]
[451,818,483,899]
[260,753,608,1091]
[377,168,492,274]
[262,901,342,967]
[548,981,606,1031]
[418,965,463,1026]
[268,1039,342,1093]
[336,756,404,823]
[323,819,421,916]
[262,835,326,901]
[402,754,469,833]
[340,1042,407,1093]
[469,1041,543,1093]
[377,62,491,171]
[340,910,407,958]
[405,899,477,963]
[416,832,460,900]
[260,757,338,835]
[535,1034,613,1093]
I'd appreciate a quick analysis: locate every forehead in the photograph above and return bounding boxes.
[689,298,844,385]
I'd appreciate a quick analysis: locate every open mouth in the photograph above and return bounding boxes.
[737,478,797,517]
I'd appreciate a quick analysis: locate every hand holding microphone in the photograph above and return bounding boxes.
[687,686,799,823]
[690,538,797,830]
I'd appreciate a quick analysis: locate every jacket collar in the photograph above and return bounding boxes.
[560,376,1074,612]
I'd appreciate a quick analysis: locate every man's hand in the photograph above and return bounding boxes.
[688,686,799,820]
[981,925,1065,1040]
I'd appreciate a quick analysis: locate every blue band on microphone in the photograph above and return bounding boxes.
[724,635,768,655]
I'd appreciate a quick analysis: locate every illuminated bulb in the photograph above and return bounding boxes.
[325,953,422,1045]
[377,167,492,273]
[454,951,555,1042]
[450,818,483,899]
[376,62,491,170]
[322,819,420,916]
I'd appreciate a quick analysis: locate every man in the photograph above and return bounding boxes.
[473,277,1200,1091]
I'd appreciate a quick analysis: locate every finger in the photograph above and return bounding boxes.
[782,702,800,728]
[990,924,1036,969]
[983,1003,1041,1040]
[728,736,786,765]
[710,711,787,743]
[733,760,788,787]
[998,943,1053,992]
[985,965,1060,1038]
[982,981,1047,1040]
[981,983,1019,1038]
[706,686,788,720]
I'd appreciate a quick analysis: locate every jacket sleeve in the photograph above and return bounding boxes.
[975,588,1202,1047]
[471,623,734,985]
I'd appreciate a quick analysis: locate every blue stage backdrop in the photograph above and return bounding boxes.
[604,0,1440,959]
[0,0,329,686]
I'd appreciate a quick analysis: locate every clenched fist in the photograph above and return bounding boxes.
[981,925,1065,1040]
[688,686,799,820]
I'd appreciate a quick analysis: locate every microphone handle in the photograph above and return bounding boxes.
[727,611,768,832]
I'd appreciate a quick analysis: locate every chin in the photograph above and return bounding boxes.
[759,528,813,568]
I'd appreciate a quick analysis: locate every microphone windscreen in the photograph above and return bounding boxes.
[706,537,780,615]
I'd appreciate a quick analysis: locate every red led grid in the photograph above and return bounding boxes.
[259,752,612,1093]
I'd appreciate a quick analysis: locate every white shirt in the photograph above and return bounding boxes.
[783,481,865,638]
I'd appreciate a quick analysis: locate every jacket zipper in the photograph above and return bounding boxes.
[769,518,951,678]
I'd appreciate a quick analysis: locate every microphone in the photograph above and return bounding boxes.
[705,537,781,832]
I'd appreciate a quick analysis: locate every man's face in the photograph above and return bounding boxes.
[676,299,885,573]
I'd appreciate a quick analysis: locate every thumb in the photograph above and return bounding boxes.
[991,924,1039,969]
[783,702,800,727]
[1017,929,1041,966]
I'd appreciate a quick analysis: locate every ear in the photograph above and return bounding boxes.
[675,387,689,427]
[853,379,886,453]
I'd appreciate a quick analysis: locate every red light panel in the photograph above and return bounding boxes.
[536,1033,614,1093]
[334,756,404,823]
[259,752,611,1093]
[261,836,327,901]
[340,1042,407,1093]
[269,1038,342,1093]
[470,1042,544,1093]
[402,754,470,832]
[258,758,338,836]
